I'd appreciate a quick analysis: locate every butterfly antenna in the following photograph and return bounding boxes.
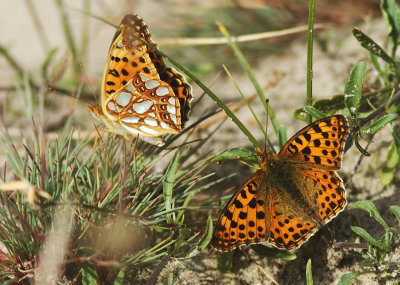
[78,62,99,101]
[48,83,91,105]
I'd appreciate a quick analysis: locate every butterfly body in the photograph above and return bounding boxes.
[89,13,192,146]
[213,115,349,251]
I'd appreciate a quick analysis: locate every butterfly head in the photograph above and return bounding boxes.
[256,147,276,169]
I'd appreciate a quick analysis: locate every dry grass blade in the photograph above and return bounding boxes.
[158,24,328,46]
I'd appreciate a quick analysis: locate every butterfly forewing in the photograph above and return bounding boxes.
[279,115,349,170]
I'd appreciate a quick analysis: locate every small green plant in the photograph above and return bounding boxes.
[0,108,216,283]
[338,201,400,284]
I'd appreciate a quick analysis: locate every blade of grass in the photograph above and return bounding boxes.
[217,23,279,144]
[25,0,50,52]
[156,50,260,149]
[163,151,180,224]
[157,24,328,46]
[306,0,316,124]
[55,0,80,78]
[80,0,90,67]
[222,65,275,149]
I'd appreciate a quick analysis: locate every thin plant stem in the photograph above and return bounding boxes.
[306,0,316,124]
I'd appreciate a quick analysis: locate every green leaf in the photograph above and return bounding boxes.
[380,141,400,185]
[389,125,400,156]
[306,259,313,285]
[210,148,258,166]
[250,244,297,260]
[361,114,396,134]
[217,251,233,273]
[81,262,98,285]
[113,270,125,285]
[389,205,400,223]
[312,95,346,114]
[173,230,185,253]
[198,216,213,250]
[186,216,213,258]
[294,95,345,121]
[351,226,391,250]
[381,0,400,56]
[338,271,366,285]
[163,151,180,224]
[303,105,327,120]
[176,185,200,222]
[351,226,379,247]
[351,200,389,230]
[353,28,395,66]
[181,216,213,258]
[168,272,174,285]
[344,61,366,113]
[381,231,393,251]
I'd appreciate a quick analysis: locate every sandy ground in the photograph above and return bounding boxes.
[1,0,398,284]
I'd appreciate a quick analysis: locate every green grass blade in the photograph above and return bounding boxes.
[306,258,314,285]
[306,0,316,123]
[159,50,260,148]
[380,141,399,185]
[381,0,400,57]
[163,151,180,224]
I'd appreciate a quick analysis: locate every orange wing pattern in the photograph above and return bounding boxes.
[213,115,350,251]
[213,171,269,251]
[89,13,192,145]
[279,115,348,169]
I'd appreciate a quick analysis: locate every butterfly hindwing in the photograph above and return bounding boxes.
[268,199,318,250]
[213,170,270,251]
[301,168,347,222]
[159,67,192,127]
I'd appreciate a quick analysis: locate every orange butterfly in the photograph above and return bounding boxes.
[213,115,349,251]
[89,13,192,146]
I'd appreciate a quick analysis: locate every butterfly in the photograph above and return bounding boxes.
[88,13,192,146]
[213,115,349,251]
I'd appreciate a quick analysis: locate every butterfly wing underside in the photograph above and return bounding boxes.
[89,13,192,141]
